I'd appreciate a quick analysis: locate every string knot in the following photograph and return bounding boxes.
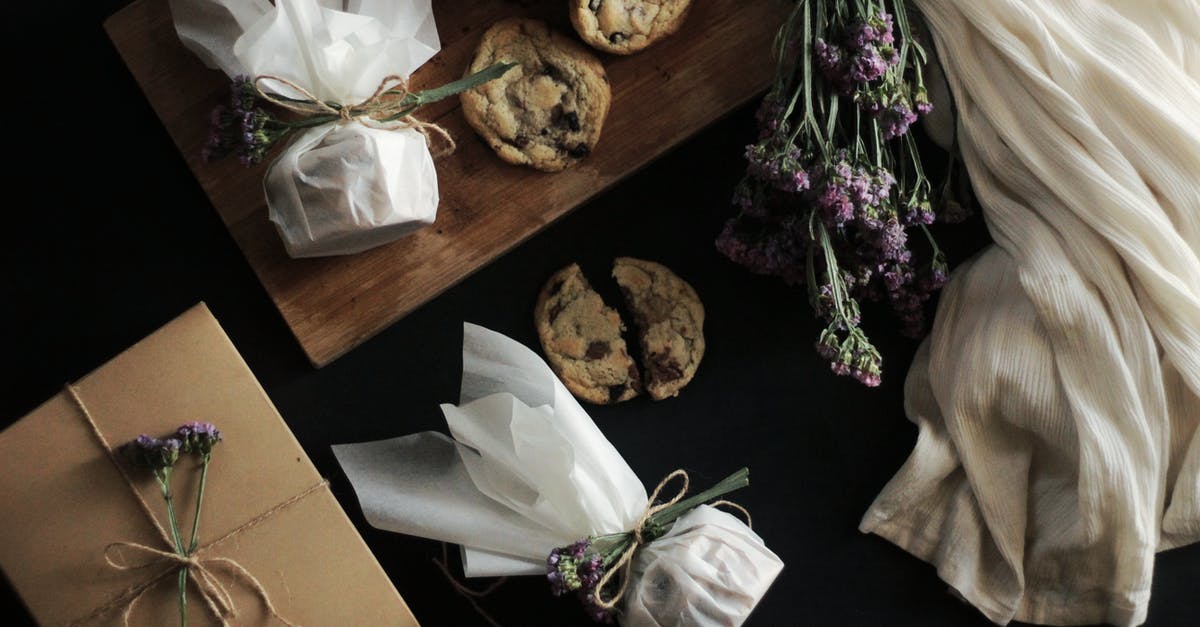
[63,384,329,627]
[254,74,456,157]
[590,470,691,613]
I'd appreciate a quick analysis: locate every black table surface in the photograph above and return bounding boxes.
[3,3,1198,626]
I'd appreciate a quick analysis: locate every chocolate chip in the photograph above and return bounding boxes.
[568,143,590,158]
[549,302,565,323]
[608,384,627,403]
[550,104,564,126]
[564,111,581,132]
[548,280,564,295]
[585,341,611,360]
[650,354,684,382]
[512,134,530,148]
[609,32,628,44]
[589,0,602,11]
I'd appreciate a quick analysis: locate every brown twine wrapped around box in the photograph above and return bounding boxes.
[64,384,328,627]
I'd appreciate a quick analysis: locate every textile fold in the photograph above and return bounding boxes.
[863,1,1200,625]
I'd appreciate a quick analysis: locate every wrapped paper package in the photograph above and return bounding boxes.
[334,323,783,626]
[168,0,442,257]
[0,304,417,626]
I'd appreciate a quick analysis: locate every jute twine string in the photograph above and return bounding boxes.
[591,469,690,611]
[709,499,753,528]
[253,74,456,157]
[432,543,507,627]
[64,384,325,627]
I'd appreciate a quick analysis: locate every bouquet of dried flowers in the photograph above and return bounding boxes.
[717,0,969,386]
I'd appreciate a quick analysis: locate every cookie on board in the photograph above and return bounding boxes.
[461,18,611,172]
[569,0,694,55]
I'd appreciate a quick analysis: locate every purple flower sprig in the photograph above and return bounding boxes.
[201,62,518,167]
[548,540,611,623]
[718,0,969,387]
[120,422,222,627]
[545,469,751,622]
[201,76,313,166]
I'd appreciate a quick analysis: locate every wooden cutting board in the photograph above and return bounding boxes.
[105,0,788,367]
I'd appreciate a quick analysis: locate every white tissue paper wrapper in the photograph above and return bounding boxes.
[333,322,648,576]
[625,505,784,627]
[332,324,784,626]
[168,0,442,257]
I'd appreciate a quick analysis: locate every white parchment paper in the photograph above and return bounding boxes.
[333,323,648,575]
[168,0,442,257]
[625,505,784,627]
[332,324,784,625]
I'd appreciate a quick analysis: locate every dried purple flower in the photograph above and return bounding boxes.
[177,422,222,456]
[123,435,182,470]
[546,539,614,623]
[230,75,257,114]
[913,87,933,116]
[721,0,963,386]
[849,44,891,84]
[878,100,919,139]
[904,198,936,226]
[815,39,849,91]
[816,329,841,360]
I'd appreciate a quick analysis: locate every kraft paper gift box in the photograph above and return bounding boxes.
[0,304,418,626]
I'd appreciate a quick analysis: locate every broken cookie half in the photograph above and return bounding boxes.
[535,263,642,404]
[535,258,705,404]
[612,257,705,400]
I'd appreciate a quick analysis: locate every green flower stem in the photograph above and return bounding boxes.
[872,119,883,168]
[285,115,339,130]
[178,568,188,627]
[157,469,188,627]
[644,468,751,537]
[919,224,944,257]
[380,61,518,122]
[816,222,851,320]
[588,469,753,569]
[187,455,211,554]
[806,214,821,311]
[599,536,633,568]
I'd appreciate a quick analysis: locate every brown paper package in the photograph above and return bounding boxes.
[0,304,419,626]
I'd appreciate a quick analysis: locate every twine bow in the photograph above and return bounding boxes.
[591,470,690,611]
[99,541,289,627]
[588,469,755,613]
[254,74,456,158]
[64,384,325,627]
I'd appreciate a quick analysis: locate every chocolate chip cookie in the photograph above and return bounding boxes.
[569,0,694,55]
[535,263,642,404]
[461,18,611,172]
[612,257,705,400]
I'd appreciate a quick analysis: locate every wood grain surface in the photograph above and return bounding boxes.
[104,0,788,367]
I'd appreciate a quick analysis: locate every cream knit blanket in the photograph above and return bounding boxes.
[861,1,1200,625]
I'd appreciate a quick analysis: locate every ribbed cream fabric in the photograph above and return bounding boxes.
[860,1,1200,625]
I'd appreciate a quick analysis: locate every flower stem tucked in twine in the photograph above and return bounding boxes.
[64,384,324,627]
[591,470,691,612]
[254,74,457,158]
